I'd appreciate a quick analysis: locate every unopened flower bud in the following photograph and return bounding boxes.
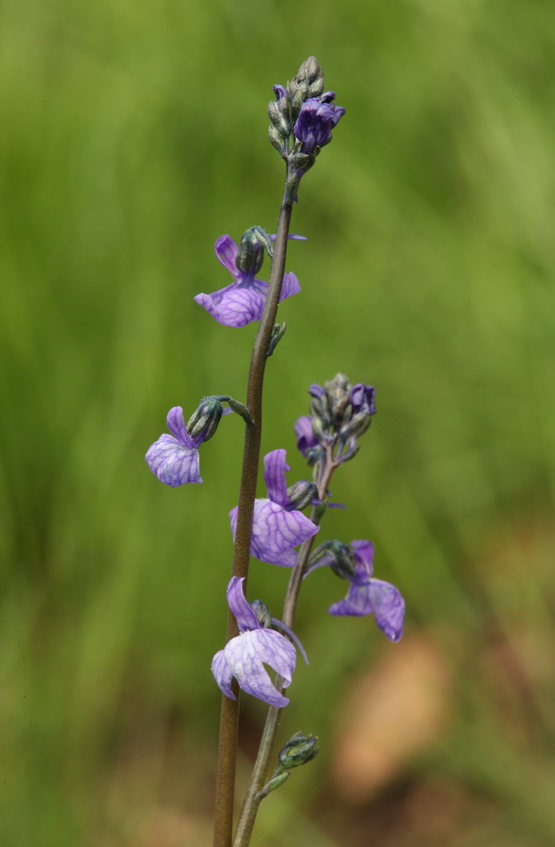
[288,57,325,121]
[235,226,273,274]
[187,397,224,442]
[306,445,324,467]
[286,480,318,511]
[250,599,272,628]
[277,732,319,771]
[325,373,353,425]
[308,539,355,579]
[268,100,291,138]
[339,411,372,442]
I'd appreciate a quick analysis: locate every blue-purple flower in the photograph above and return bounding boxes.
[145,405,231,486]
[309,539,405,642]
[194,234,304,328]
[230,449,319,566]
[350,383,376,417]
[211,577,297,707]
[293,92,345,155]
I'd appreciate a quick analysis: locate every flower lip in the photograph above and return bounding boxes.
[293,97,345,155]
[145,406,203,486]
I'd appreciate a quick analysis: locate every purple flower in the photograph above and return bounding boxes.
[145,406,205,486]
[211,577,297,707]
[294,415,318,457]
[350,383,376,417]
[324,540,405,642]
[229,449,319,567]
[293,95,345,155]
[194,234,304,328]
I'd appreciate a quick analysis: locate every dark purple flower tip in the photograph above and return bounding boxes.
[145,406,203,486]
[294,416,319,457]
[211,576,297,707]
[320,91,336,103]
[194,235,302,327]
[273,84,288,103]
[293,98,346,154]
[308,383,326,399]
[350,384,376,416]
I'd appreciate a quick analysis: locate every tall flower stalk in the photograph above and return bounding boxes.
[145,57,405,847]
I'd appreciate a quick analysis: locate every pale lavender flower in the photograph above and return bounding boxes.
[146,405,231,486]
[293,93,345,155]
[194,234,304,328]
[211,577,297,707]
[327,540,405,642]
[229,449,319,566]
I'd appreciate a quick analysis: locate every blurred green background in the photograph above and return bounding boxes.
[2,0,555,844]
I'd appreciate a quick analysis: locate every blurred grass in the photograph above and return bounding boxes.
[1,0,555,844]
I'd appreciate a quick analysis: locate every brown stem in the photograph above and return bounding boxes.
[232,457,336,847]
[212,169,295,847]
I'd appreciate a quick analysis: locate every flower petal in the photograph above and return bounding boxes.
[211,649,235,699]
[226,576,260,633]
[350,540,375,581]
[166,406,196,448]
[224,629,295,707]
[294,415,318,457]
[194,286,265,327]
[250,499,319,566]
[145,433,202,486]
[215,235,240,277]
[263,449,289,507]
[280,271,301,301]
[328,579,405,642]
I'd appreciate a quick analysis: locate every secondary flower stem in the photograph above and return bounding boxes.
[213,165,295,847]
[232,455,336,847]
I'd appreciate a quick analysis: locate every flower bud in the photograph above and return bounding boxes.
[325,373,353,425]
[286,480,318,511]
[249,599,272,628]
[268,100,291,139]
[339,410,372,442]
[308,539,355,579]
[235,226,273,274]
[277,732,319,771]
[288,57,324,121]
[187,397,224,442]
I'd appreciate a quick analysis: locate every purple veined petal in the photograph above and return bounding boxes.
[145,433,202,486]
[308,383,326,399]
[253,629,296,687]
[263,449,289,507]
[211,649,235,699]
[328,579,405,643]
[215,235,240,277]
[167,406,195,448]
[224,630,293,707]
[268,234,307,242]
[280,271,301,301]
[250,499,319,566]
[350,540,375,581]
[226,576,260,633]
[194,286,266,327]
[294,415,318,457]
